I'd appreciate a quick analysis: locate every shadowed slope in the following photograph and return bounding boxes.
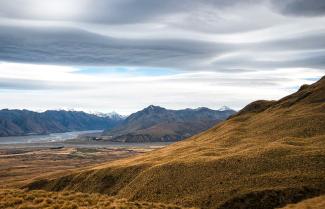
[28,76,325,209]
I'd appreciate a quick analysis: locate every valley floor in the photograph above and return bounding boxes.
[0,143,192,209]
[0,143,161,188]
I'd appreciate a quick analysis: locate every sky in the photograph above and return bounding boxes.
[0,0,324,115]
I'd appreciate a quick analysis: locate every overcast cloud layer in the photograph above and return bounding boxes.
[0,0,324,114]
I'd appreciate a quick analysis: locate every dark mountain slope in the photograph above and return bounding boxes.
[102,105,236,142]
[28,76,325,209]
[0,110,123,137]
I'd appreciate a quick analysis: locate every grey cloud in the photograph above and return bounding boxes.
[0,0,323,34]
[271,0,325,16]
[1,0,323,39]
[0,0,184,24]
[164,76,291,87]
[0,78,87,90]
[0,78,46,90]
[0,0,259,24]
[0,0,324,114]
[2,0,323,26]
[0,0,275,35]
[0,72,293,92]
[209,32,325,70]
[0,78,55,90]
[1,24,325,72]
[0,1,325,73]
[0,26,232,68]
[84,0,184,24]
[253,32,325,51]
[212,53,325,70]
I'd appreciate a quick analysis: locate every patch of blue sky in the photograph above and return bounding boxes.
[288,85,301,91]
[286,76,321,91]
[75,66,182,77]
[304,77,320,82]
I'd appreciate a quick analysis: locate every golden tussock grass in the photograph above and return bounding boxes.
[279,195,325,209]
[27,76,325,209]
[0,189,193,209]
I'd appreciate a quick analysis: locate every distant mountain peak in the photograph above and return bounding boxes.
[143,105,166,112]
[195,107,211,111]
[107,112,127,120]
[91,111,125,120]
[218,106,233,111]
[105,111,121,117]
[147,105,162,109]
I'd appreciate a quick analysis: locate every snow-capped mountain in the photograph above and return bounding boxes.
[217,106,233,111]
[92,111,126,120]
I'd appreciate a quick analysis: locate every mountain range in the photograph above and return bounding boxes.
[0,106,235,141]
[29,76,325,209]
[0,109,123,137]
[102,105,236,142]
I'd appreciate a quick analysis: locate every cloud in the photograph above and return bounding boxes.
[0,0,261,24]
[0,62,323,114]
[0,25,232,69]
[1,24,325,72]
[0,78,85,90]
[271,0,325,17]
[0,0,324,113]
[0,0,323,28]
[0,78,48,90]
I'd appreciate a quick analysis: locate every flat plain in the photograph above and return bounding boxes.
[0,144,157,189]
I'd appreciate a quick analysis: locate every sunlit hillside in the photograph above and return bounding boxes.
[279,195,325,209]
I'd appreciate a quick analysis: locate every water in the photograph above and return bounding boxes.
[0,130,174,149]
[0,130,102,144]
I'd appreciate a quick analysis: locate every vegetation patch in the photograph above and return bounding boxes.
[0,189,193,209]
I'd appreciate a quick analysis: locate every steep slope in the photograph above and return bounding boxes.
[0,110,123,137]
[28,76,325,209]
[102,105,236,142]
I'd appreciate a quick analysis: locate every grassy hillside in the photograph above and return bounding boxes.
[279,195,325,209]
[28,76,325,209]
[0,189,192,209]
